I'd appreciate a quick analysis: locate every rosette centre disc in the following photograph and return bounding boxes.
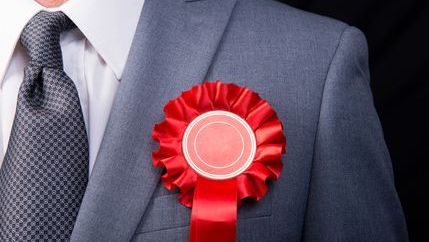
[182,111,256,180]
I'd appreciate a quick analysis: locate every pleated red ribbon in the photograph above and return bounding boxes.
[152,81,286,242]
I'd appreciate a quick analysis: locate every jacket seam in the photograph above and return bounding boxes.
[300,24,351,241]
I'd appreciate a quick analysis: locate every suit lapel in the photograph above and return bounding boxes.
[70,0,237,241]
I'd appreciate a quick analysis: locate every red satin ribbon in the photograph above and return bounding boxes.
[190,177,237,242]
[152,81,286,242]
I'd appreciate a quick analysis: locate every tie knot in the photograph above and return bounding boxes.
[20,11,75,68]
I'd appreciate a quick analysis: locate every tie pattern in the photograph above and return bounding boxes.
[0,11,88,241]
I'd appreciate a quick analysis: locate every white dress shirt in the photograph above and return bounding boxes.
[0,0,145,175]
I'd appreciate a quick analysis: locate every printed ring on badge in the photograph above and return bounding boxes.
[182,111,256,180]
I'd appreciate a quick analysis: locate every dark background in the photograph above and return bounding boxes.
[278,0,428,241]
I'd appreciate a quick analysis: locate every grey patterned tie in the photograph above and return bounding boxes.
[0,11,88,241]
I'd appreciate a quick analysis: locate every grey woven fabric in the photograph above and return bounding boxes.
[0,11,88,241]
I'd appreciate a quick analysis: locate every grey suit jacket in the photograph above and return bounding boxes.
[69,0,408,241]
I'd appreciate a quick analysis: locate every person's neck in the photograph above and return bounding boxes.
[35,0,68,8]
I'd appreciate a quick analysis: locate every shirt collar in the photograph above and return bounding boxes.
[0,0,145,84]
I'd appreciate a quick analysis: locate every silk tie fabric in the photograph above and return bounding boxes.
[0,11,88,241]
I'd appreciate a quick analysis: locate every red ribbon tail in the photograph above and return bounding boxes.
[190,177,237,242]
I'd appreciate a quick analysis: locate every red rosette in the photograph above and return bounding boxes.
[152,81,285,242]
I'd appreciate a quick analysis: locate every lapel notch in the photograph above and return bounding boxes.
[71,0,237,241]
